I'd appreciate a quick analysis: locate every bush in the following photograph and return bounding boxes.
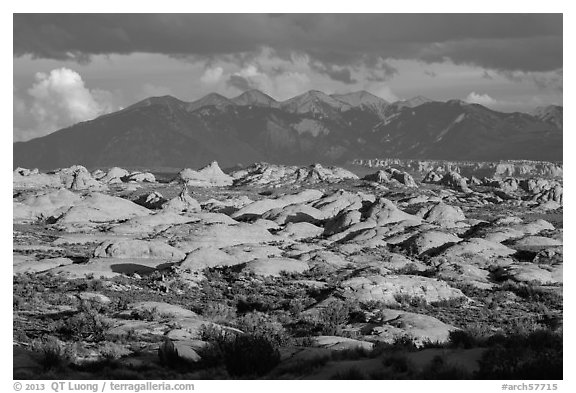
[477,329,562,379]
[449,330,478,349]
[202,302,236,323]
[331,367,367,379]
[383,354,413,374]
[455,323,494,345]
[130,306,163,321]
[430,297,468,308]
[197,321,283,377]
[393,293,428,308]
[31,336,68,371]
[318,300,355,335]
[275,355,329,376]
[419,355,470,379]
[221,334,281,377]
[500,281,563,308]
[158,338,182,367]
[236,312,292,347]
[55,310,111,342]
[99,342,130,360]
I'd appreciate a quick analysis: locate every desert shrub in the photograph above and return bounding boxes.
[158,338,182,367]
[331,367,367,380]
[220,334,281,377]
[197,322,283,377]
[236,311,292,347]
[199,324,228,342]
[393,293,428,308]
[429,297,468,308]
[235,294,274,313]
[449,329,477,349]
[391,335,419,350]
[419,355,470,379]
[110,296,131,312]
[54,309,111,342]
[383,354,414,374]
[330,347,372,361]
[74,277,105,292]
[318,300,357,335]
[455,322,494,345]
[130,306,165,321]
[476,329,562,379]
[31,336,68,371]
[275,354,329,376]
[500,281,563,309]
[99,342,131,360]
[286,296,315,316]
[202,301,236,323]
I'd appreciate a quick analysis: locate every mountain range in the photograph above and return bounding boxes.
[13,89,563,170]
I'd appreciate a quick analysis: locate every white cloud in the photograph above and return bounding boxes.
[200,66,224,84]
[465,92,497,106]
[140,83,173,99]
[14,68,116,141]
[371,85,400,103]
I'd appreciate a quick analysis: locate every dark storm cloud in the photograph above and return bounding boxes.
[309,62,357,84]
[366,60,399,82]
[226,74,258,91]
[14,14,562,73]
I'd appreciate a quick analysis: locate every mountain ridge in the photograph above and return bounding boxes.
[14,89,562,170]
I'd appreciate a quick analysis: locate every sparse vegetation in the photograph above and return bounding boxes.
[12,160,563,380]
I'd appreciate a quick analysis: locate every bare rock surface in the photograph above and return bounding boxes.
[93,239,186,261]
[500,263,563,285]
[400,230,462,256]
[310,336,374,351]
[54,192,152,226]
[418,202,466,227]
[242,257,310,276]
[180,244,283,272]
[276,222,324,240]
[161,188,201,213]
[438,238,516,260]
[14,188,81,221]
[12,159,563,380]
[365,197,422,226]
[164,222,277,252]
[125,172,156,183]
[98,167,130,184]
[129,301,199,319]
[46,258,174,278]
[363,168,417,187]
[340,274,466,305]
[232,162,358,187]
[133,192,167,209]
[231,189,323,220]
[109,211,196,235]
[173,161,233,187]
[13,256,73,275]
[367,309,458,346]
[511,236,562,249]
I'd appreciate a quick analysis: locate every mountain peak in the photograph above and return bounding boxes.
[280,90,352,114]
[331,90,389,106]
[393,95,433,109]
[446,99,469,106]
[231,89,277,107]
[186,93,235,112]
[127,95,185,111]
[532,105,563,129]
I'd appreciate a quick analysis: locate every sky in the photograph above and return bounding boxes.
[13,13,563,142]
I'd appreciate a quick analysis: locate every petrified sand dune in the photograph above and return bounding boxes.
[13,159,562,379]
